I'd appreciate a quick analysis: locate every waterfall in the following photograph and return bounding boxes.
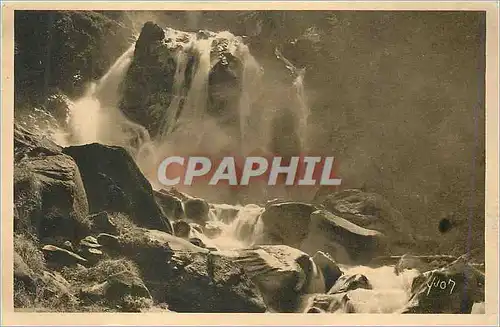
[275,47,311,151]
[64,43,153,157]
[293,67,310,150]
[160,50,189,137]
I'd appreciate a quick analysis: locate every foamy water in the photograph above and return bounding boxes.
[339,265,420,313]
[186,203,420,313]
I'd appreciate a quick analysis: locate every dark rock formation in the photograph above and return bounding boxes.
[258,202,317,248]
[401,256,485,314]
[88,211,118,234]
[63,143,172,234]
[80,270,152,312]
[328,274,372,294]
[312,251,343,291]
[300,210,385,264]
[14,125,91,241]
[224,245,325,312]
[117,228,266,312]
[119,22,247,137]
[97,233,120,250]
[172,220,191,238]
[42,244,88,267]
[183,197,210,224]
[315,189,415,254]
[153,189,185,221]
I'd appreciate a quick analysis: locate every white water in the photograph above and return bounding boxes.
[63,43,153,159]
[39,26,417,313]
[339,265,420,313]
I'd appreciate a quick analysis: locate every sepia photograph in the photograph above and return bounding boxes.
[1,1,499,324]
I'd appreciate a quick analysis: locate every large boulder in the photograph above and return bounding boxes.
[315,189,415,253]
[183,198,210,225]
[80,271,152,312]
[401,256,485,313]
[225,245,325,312]
[153,189,184,221]
[258,202,318,248]
[300,210,385,264]
[117,228,266,312]
[312,251,343,291]
[14,152,90,241]
[63,143,172,234]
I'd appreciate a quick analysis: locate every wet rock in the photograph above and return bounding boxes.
[63,143,172,234]
[172,220,191,238]
[160,187,193,202]
[42,244,88,267]
[315,189,415,253]
[301,293,355,313]
[207,53,242,120]
[202,222,223,238]
[259,202,317,248]
[211,204,240,224]
[189,222,204,234]
[300,210,385,264]
[88,211,118,234]
[328,274,372,294]
[312,251,343,290]
[153,190,184,221]
[183,198,210,224]
[225,245,325,312]
[401,256,485,313]
[189,237,206,248]
[14,152,90,241]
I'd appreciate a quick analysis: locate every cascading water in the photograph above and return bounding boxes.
[275,47,311,151]
[44,25,424,314]
[64,43,153,157]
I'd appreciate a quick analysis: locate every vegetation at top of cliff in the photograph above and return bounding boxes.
[14,10,134,111]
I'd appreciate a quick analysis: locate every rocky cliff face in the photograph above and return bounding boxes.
[119,22,251,139]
